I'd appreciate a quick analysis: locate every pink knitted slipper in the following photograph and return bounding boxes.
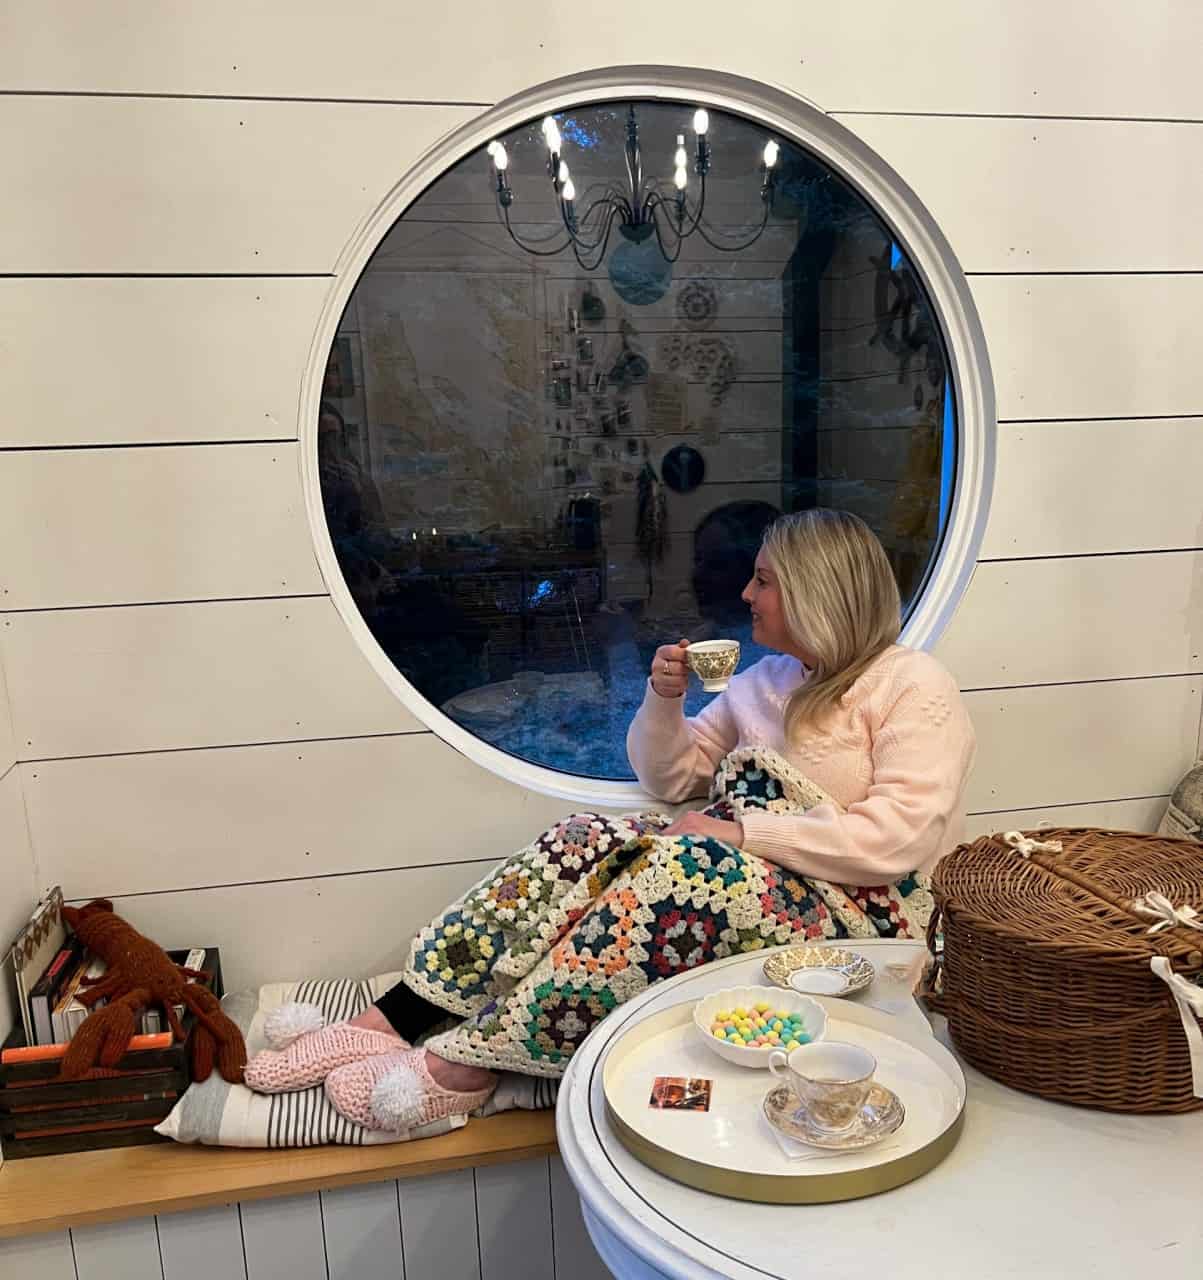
[324,1049,496,1132]
[243,1002,403,1094]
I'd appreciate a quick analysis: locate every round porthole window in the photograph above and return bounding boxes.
[308,69,993,803]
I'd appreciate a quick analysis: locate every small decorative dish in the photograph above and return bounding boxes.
[763,1082,905,1150]
[762,946,875,998]
[693,985,826,1068]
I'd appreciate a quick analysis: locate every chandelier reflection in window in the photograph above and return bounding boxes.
[487,106,779,305]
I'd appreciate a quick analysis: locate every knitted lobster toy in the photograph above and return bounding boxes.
[58,899,246,1084]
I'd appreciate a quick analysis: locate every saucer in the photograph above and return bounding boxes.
[763,1083,905,1150]
[762,946,875,998]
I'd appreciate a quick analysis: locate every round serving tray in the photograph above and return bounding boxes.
[602,995,965,1204]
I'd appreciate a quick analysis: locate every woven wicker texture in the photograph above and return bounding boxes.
[929,828,1203,1113]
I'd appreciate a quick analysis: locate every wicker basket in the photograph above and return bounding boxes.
[928,828,1203,1113]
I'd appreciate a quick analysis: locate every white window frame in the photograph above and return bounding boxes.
[300,65,996,809]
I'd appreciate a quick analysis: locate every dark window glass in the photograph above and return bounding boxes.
[320,98,956,780]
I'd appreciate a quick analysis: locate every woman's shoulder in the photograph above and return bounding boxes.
[868,645,966,712]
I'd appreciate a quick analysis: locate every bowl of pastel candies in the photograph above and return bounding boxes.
[693,985,827,1068]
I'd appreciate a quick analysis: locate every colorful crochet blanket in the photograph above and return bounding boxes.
[409,746,934,1078]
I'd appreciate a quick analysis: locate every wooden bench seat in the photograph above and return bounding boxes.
[0,1110,557,1239]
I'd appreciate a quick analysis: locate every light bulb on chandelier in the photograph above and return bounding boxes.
[487,103,780,304]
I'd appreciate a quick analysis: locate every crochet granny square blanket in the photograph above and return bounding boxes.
[408,746,934,1078]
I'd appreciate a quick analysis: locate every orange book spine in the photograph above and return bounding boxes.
[1,1032,173,1064]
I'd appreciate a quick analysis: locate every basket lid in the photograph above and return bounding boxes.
[934,828,1203,972]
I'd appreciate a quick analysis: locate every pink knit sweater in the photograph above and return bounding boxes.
[626,644,975,885]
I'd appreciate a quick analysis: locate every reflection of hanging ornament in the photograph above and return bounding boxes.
[676,280,718,330]
[657,332,738,406]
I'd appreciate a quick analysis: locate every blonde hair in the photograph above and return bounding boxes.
[761,509,901,740]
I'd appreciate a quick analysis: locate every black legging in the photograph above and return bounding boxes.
[374,980,446,1041]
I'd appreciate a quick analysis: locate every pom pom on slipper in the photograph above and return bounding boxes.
[263,1001,326,1050]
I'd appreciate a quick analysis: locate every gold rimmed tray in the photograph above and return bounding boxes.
[762,945,875,996]
[601,995,965,1204]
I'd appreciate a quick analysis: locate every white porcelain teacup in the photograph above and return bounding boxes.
[768,1040,877,1133]
[685,639,741,692]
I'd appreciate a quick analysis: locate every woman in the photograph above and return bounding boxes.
[245,510,975,1135]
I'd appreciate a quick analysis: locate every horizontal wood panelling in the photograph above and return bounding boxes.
[8,543,1195,760]
[3,102,1202,279]
[962,675,1201,813]
[0,444,324,609]
[0,654,15,773]
[2,596,419,760]
[89,860,489,991]
[963,795,1168,841]
[0,278,328,448]
[936,551,1203,689]
[4,2,1201,118]
[973,275,1203,422]
[8,276,1196,455]
[20,675,1198,917]
[24,734,575,898]
[0,97,476,274]
[837,116,1203,273]
[0,767,37,1043]
[983,418,1203,558]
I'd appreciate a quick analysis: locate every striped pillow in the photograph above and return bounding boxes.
[156,971,463,1148]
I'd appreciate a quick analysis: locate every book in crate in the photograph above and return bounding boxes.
[0,947,223,1159]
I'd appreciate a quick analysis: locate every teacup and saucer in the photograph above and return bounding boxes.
[763,1040,904,1150]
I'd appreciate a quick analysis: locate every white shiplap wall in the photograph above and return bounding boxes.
[2,2,1200,1271]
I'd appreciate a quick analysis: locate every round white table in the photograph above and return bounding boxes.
[556,941,1203,1280]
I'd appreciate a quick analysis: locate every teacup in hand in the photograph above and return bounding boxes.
[768,1041,876,1133]
[685,639,741,692]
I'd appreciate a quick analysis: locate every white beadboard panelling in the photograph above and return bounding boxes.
[0,445,324,609]
[320,1182,404,1280]
[95,861,487,991]
[156,1206,246,1280]
[937,551,1203,689]
[0,278,327,448]
[974,275,1203,422]
[474,1159,554,1280]
[399,1168,481,1280]
[549,1156,612,1280]
[25,734,574,897]
[964,796,1169,841]
[835,117,1203,273]
[239,1195,327,1280]
[71,1219,163,1280]
[6,2,1202,118]
[0,1231,77,1278]
[963,676,1201,813]
[0,97,477,274]
[983,419,1203,559]
[3,597,419,759]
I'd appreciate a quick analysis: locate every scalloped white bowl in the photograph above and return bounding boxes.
[693,985,828,1069]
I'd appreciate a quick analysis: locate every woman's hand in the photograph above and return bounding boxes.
[650,638,691,699]
[661,811,745,847]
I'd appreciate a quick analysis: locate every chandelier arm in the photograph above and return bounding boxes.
[689,198,772,253]
[649,204,688,265]
[572,204,622,272]
[497,202,575,256]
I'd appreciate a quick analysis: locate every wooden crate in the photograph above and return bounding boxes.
[0,947,222,1158]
